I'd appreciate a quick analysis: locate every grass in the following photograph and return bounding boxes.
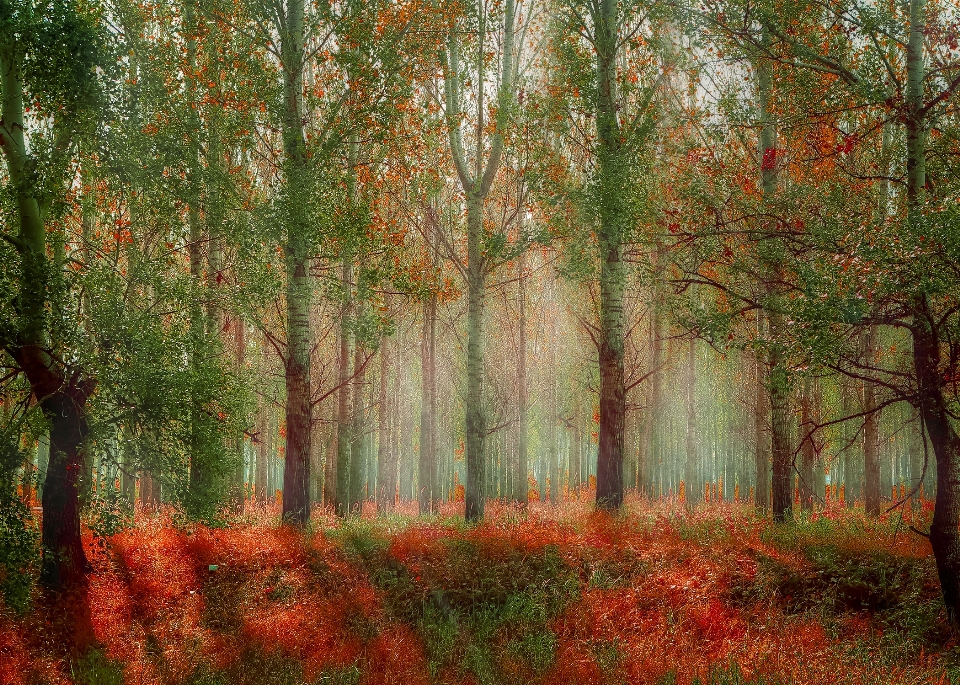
[0,494,954,685]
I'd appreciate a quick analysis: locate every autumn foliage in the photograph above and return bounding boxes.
[0,495,954,685]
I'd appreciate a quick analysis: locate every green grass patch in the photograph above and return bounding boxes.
[72,649,125,685]
[334,521,579,684]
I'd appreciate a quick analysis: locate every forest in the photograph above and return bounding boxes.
[1,0,960,682]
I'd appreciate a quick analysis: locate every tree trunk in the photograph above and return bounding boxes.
[684,336,697,508]
[349,341,366,514]
[863,326,881,516]
[186,203,214,510]
[639,247,664,497]
[231,319,246,510]
[914,297,960,624]
[548,382,559,504]
[593,0,626,510]
[256,406,269,505]
[901,0,960,625]
[279,0,312,525]
[548,278,559,505]
[43,393,92,585]
[0,44,95,586]
[400,366,415,501]
[335,258,353,516]
[596,240,626,510]
[568,396,582,494]
[756,31,791,521]
[377,331,395,513]
[419,293,438,514]
[464,193,487,521]
[799,377,814,511]
[754,313,769,511]
[283,257,312,524]
[768,329,792,522]
[441,0,515,521]
[516,252,529,504]
[15,349,94,586]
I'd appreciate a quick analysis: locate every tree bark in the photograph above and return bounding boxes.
[568,396,582,494]
[768,329,792,522]
[256,405,269,504]
[547,276,559,504]
[901,0,960,625]
[335,258,353,516]
[349,341,366,514]
[279,0,313,525]
[464,194,487,520]
[914,296,960,624]
[799,377,814,511]
[419,290,438,514]
[756,31,791,521]
[377,330,395,513]
[516,252,529,505]
[863,326,881,516]
[593,0,627,510]
[754,313,769,511]
[639,245,664,497]
[684,336,697,508]
[839,377,856,508]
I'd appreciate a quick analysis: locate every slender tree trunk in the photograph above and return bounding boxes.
[863,326,881,516]
[377,331,395,513]
[256,405,269,504]
[335,259,353,516]
[841,378,856,508]
[419,203,439,514]
[639,247,664,497]
[231,319,246,510]
[799,377,814,511]
[548,383,559,504]
[464,194,487,520]
[568,395,582,494]
[684,336,697,508]
[419,292,438,514]
[140,471,151,509]
[442,0,515,520]
[516,253,529,504]
[349,342,366,514]
[120,432,135,504]
[593,0,627,510]
[756,32,791,521]
[547,277,559,504]
[283,266,312,524]
[768,328,792,522]
[400,366,414,501]
[279,0,312,525]
[754,313,769,510]
[186,203,213,509]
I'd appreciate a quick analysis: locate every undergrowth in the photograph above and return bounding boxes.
[0,498,954,685]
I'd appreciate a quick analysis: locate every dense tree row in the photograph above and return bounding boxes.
[1,0,959,619]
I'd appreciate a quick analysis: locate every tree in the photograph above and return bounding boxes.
[440,0,520,521]
[703,0,960,617]
[0,0,105,587]
[547,0,663,510]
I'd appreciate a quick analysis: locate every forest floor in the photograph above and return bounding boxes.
[1,494,957,685]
